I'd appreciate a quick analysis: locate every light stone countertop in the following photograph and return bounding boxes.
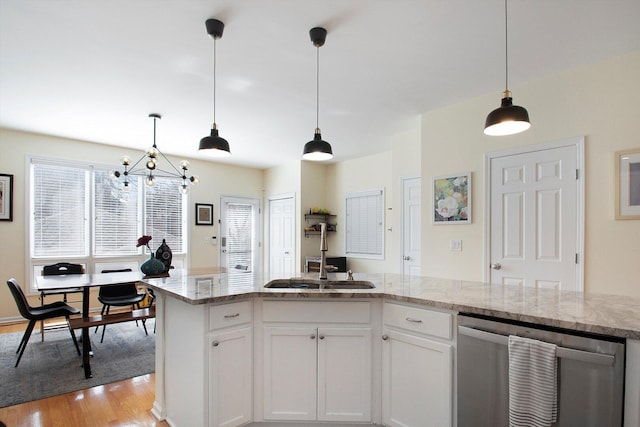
[144,270,640,340]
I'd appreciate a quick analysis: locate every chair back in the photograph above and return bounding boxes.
[7,279,35,320]
[99,269,137,298]
[42,262,84,276]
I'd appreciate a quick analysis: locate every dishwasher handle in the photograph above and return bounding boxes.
[458,325,615,366]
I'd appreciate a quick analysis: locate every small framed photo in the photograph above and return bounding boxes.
[0,173,13,221]
[615,149,640,220]
[195,203,214,226]
[433,172,471,224]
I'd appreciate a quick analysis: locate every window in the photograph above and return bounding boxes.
[29,156,187,290]
[345,188,384,259]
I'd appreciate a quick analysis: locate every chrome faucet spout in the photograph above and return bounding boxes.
[319,222,328,280]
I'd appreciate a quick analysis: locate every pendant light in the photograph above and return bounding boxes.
[484,0,531,136]
[302,27,333,161]
[199,18,231,156]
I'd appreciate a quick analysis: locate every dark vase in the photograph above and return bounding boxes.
[141,253,165,276]
[155,239,173,273]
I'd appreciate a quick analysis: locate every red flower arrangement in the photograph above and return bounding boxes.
[137,235,153,251]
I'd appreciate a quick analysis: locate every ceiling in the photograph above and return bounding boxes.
[1,1,639,169]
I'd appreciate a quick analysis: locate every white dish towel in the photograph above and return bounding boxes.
[508,335,558,427]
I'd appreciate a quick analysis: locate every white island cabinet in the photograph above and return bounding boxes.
[382,301,455,427]
[152,295,253,427]
[260,300,373,423]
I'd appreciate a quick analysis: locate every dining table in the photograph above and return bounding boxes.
[35,270,146,379]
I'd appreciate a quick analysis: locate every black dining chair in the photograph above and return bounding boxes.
[40,262,85,341]
[7,278,81,367]
[95,268,148,343]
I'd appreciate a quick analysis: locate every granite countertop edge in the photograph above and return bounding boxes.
[143,272,640,340]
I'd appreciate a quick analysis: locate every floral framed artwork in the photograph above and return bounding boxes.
[0,173,13,221]
[432,172,471,224]
[195,203,214,225]
[615,149,640,220]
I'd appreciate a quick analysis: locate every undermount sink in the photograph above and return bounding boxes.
[264,279,375,290]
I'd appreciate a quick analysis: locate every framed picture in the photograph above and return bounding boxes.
[0,174,13,221]
[615,149,640,220]
[432,172,471,224]
[195,203,214,226]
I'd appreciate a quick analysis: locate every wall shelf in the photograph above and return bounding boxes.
[304,213,337,237]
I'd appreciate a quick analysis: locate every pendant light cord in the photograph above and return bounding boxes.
[316,45,320,131]
[504,0,509,92]
[213,37,217,127]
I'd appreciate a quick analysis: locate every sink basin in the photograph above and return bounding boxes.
[264,279,375,289]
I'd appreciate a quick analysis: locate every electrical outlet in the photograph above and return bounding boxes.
[450,239,462,252]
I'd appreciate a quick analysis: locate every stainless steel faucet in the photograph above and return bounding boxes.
[319,222,328,280]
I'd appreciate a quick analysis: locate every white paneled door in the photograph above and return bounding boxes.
[488,140,583,291]
[402,177,421,277]
[268,195,295,277]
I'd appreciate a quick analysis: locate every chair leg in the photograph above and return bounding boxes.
[95,304,107,333]
[66,316,81,356]
[100,305,110,343]
[136,303,149,335]
[16,320,36,367]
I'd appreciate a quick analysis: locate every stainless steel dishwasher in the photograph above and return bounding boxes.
[457,313,625,426]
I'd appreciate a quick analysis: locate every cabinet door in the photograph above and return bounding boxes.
[209,327,253,427]
[382,329,453,427]
[317,327,372,422]
[263,326,318,421]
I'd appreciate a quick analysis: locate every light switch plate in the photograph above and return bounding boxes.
[450,239,462,252]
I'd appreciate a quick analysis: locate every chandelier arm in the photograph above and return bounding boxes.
[157,149,186,176]
[127,154,148,171]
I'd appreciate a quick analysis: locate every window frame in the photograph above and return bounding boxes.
[26,155,188,293]
[344,188,385,260]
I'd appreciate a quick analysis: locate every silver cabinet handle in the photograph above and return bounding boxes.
[382,335,389,340]
[406,317,422,323]
[310,334,316,339]
[319,335,325,340]
[224,313,240,318]
[490,263,502,270]
[212,341,219,347]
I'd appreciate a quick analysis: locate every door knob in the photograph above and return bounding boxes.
[490,263,502,270]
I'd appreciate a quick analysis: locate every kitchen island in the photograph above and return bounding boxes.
[144,270,640,427]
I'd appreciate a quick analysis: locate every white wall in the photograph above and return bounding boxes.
[0,128,263,318]
[420,51,640,297]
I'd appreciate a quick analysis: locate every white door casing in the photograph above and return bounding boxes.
[485,138,584,290]
[268,195,295,277]
[402,177,421,277]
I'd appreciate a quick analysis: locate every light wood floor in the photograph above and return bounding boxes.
[0,321,169,427]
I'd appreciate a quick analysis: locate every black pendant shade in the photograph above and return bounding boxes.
[484,94,531,136]
[199,127,231,156]
[303,130,333,161]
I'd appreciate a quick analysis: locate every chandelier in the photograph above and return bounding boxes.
[112,113,199,195]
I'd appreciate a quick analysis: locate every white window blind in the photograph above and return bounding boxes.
[94,170,141,256]
[345,189,384,259]
[226,202,254,271]
[32,162,89,257]
[145,177,184,253]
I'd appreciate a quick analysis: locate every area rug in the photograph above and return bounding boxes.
[0,320,155,407]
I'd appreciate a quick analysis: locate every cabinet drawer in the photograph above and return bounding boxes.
[209,300,252,330]
[263,300,371,324]
[383,302,452,340]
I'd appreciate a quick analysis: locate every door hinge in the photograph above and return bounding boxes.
[576,169,579,180]
[575,253,579,264]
